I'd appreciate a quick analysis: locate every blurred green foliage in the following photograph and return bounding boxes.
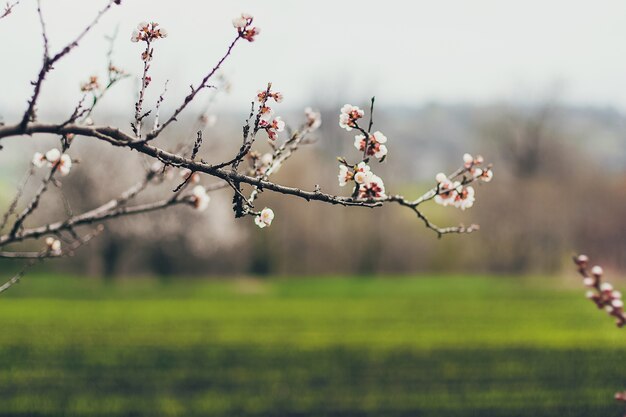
[0,275,624,416]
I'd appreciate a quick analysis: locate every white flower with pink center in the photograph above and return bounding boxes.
[259,106,274,122]
[338,165,352,187]
[354,131,388,159]
[36,148,72,176]
[255,207,274,228]
[339,104,364,131]
[453,185,475,210]
[262,117,284,141]
[434,175,461,207]
[57,154,72,176]
[32,152,46,168]
[45,148,61,163]
[338,162,371,187]
[358,174,386,199]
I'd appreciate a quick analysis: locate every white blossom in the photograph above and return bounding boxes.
[259,106,274,122]
[338,162,371,187]
[338,165,351,187]
[591,265,604,276]
[131,21,167,43]
[358,174,386,199]
[339,104,364,131]
[191,185,210,211]
[232,13,252,29]
[601,282,613,292]
[32,152,46,167]
[304,107,322,131]
[57,154,72,176]
[45,237,61,253]
[255,207,274,228]
[434,178,461,207]
[272,117,285,132]
[45,148,61,163]
[261,153,273,167]
[454,186,475,210]
[480,169,494,182]
[354,131,388,159]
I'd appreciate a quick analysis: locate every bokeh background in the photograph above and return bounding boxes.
[1,1,626,416]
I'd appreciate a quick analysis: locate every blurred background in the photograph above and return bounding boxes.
[1,1,626,417]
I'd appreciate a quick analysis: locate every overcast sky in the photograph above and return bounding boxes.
[1,0,625,120]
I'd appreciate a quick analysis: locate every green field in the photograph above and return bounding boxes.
[1,275,625,417]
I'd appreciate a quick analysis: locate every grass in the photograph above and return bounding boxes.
[0,274,625,416]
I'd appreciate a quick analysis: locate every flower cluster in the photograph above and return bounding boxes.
[339,104,364,131]
[45,237,61,254]
[304,107,322,132]
[32,149,72,176]
[255,207,274,228]
[574,255,626,328]
[338,161,369,187]
[190,185,210,211]
[354,131,388,160]
[433,153,493,210]
[257,90,283,103]
[336,103,388,200]
[257,87,285,140]
[338,162,386,199]
[232,13,260,42]
[464,153,493,182]
[131,21,168,43]
[433,173,474,210]
[80,76,100,93]
[261,117,285,141]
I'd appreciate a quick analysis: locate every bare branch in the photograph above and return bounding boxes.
[144,35,241,141]
[0,0,19,21]
[21,0,118,127]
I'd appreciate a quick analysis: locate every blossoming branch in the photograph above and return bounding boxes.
[0,1,494,293]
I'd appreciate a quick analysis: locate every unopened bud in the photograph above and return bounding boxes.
[591,265,604,277]
[575,254,589,266]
